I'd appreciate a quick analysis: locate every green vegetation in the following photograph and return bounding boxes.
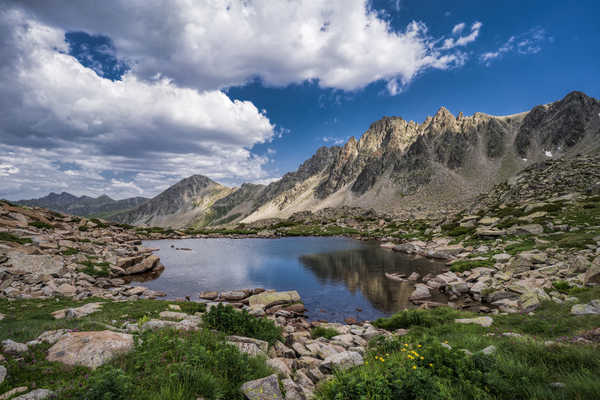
[79,259,110,277]
[450,259,494,273]
[311,326,340,340]
[60,247,80,256]
[0,231,32,244]
[28,220,55,229]
[319,288,600,400]
[0,298,273,399]
[78,225,89,231]
[203,303,282,345]
[90,218,109,228]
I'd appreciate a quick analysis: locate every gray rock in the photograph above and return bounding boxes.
[0,365,6,384]
[266,358,292,377]
[12,389,56,400]
[51,302,103,319]
[241,374,283,400]
[319,351,363,372]
[47,330,134,369]
[408,284,431,300]
[281,378,305,400]
[570,300,600,315]
[227,335,269,354]
[480,345,496,355]
[2,339,28,355]
[6,254,63,275]
[455,317,494,327]
[220,290,248,301]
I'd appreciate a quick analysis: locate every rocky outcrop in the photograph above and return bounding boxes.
[46,330,134,369]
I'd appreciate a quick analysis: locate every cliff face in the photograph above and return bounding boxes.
[242,91,600,222]
[105,91,600,227]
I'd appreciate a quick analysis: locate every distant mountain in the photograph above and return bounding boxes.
[110,175,235,227]
[105,91,600,227]
[17,192,149,218]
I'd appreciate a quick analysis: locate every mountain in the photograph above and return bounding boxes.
[111,90,600,228]
[110,175,235,227]
[17,192,149,218]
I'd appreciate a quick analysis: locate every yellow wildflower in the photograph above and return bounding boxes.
[412,365,417,369]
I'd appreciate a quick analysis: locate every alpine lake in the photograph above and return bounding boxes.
[133,237,446,322]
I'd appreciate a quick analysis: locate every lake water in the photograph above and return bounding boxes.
[138,237,446,322]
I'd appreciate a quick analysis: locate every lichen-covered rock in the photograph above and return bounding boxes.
[455,316,494,327]
[1,339,28,355]
[248,291,301,308]
[12,389,56,400]
[51,302,103,319]
[319,351,363,372]
[47,330,133,369]
[241,374,283,400]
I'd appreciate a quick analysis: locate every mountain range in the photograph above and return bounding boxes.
[21,91,600,228]
[17,192,149,219]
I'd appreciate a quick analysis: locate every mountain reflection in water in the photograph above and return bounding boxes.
[299,247,446,314]
[138,237,445,322]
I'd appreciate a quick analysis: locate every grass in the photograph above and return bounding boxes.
[60,247,80,256]
[79,259,110,277]
[311,326,340,340]
[0,231,33,244]
[28,221,55,229]
[0,298,273,399]
[203,303,283,345]
[450,259,494,273]
[318,288,600,400]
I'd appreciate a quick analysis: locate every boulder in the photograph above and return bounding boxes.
[220,290,248,301]
[47,330,134,369]
[266,358,292,377]
[248,291,301,308]
[408,284,431,300]
[123,255,160,275]
[55,283,76,297]
[11,389,56,400]
[281,378,305,400]
[570,300,600,315]
[198,291,218,300]
[241,374,283,400]
[319,351,363,372]
[6,254,63,275]
[227,335,268,357]
[0,365,6,384]
[584,259,600,285]
[455,317,493,327]
[2,339,28,355]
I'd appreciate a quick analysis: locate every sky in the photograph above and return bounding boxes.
[0,0,599,201]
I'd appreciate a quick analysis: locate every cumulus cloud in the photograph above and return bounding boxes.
[1,2,484,199]
[480,27,550,66]
[0,9,275,199]
[18,0,480,92]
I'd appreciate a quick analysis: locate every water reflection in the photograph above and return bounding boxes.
[138,237,445,322]
[299,247,445,314]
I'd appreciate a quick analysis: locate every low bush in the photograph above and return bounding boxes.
[204,303,282,344]
[311,326,339,340]
[450,259,494,273]
[29,221,54,229]
[0,232,32,244]
[85,367,134,400]
[373,308,458,331]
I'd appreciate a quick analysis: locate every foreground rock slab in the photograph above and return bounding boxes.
[320,351,364,372]
[248,290,301,308]
[11,390,56,400]
[241,374,283,400]
[51,302,104,319]
[47,330,134,369]
[455,316,494,327]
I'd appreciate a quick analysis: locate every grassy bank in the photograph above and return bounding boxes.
[316,287,600,400]
[0,299,275,399]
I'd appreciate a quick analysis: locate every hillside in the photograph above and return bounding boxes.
[108,91,600,228]
[17,192,148,219]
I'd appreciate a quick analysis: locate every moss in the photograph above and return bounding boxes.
[29,221,55,229]
[0,232,33,244]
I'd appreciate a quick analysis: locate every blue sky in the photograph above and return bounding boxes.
[1,0,599,199]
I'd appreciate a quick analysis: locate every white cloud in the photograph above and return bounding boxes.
[0,9,276,200]
[19,0,481,92]
[322,136,346,145]
[441,21,482,49]
[480,27,550,66]
[451,22,465,35]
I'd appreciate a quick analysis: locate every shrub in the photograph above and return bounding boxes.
[204,303,282,344]
[552,280,571,293]
[316,337,494,400]
[90,218,109,228]
[85,367,134,400]
[446,226,475,237]
[373,308,458,331]
[450,259,494,273]
[78,226,89,232]
[0,232,32,244]
[29,221,54,230]
[311,326,339,340]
